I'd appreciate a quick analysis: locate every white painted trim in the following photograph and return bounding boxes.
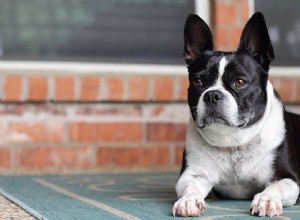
[248,0,255,17]
[0,61,187,75]
[0,61,299,77]
[269,67,300,77]
[195,0,210,25]
[286,106,300,115]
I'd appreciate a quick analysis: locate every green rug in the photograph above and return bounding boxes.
[0,172,299,220]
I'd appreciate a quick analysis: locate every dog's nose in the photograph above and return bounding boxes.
[203,90,224,106]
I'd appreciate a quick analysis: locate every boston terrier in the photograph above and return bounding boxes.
[173,12,300,217]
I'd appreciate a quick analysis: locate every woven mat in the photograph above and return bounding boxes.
[0,173,299,220]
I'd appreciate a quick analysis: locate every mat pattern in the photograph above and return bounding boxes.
[0,173,299,220]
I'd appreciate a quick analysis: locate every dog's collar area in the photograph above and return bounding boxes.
[232,146,244,161]
[232,146,244,180]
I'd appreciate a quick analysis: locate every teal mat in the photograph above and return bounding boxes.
[0,173,299,220]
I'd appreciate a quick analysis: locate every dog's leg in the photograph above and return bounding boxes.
[173,172,212,217]
[250,178,299,217]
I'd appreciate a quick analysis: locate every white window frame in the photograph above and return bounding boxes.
[1,0,298,77]
[195,0,211,25]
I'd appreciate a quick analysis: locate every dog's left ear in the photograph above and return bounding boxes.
[183,14,213,65]
[237,12,274,70]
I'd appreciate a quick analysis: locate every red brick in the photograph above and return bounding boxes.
[80,76,100,101]
[143,146,170,167]
[106,77,125,101]
[96,147,115,166]
[231,27,243,48]
[70,122,143,142]
[97,147,141,166]
[147,123,187,141]
[215,4,236,26]
[295,80,300,103]
[215,27,229,49]
[175,146,184,165]
[153,77,174,101]
[55,76,74,101]
[9,122,65,143]
[241,5,250,23]
[97,146,169,167]
[3,76,23,101]
[0,148,10,167]
[278,79,293,102]
[28,76,48,101]
[129,77,149,101]
[15,147,94,167]
[178,77,189,101]
[116,148,142,166]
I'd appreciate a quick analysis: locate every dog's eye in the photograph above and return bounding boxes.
[234,79,247,88]
[192,78,203,87]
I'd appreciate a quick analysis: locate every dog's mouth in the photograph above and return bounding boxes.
[195,111,248,129]
[196,113,230,129]
[197,116,249,129]
[190,106,248,129]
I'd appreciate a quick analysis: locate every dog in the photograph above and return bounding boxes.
[173,12,300,217]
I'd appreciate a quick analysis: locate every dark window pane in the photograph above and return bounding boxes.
[0,0,194,64]
[255,0,300,66]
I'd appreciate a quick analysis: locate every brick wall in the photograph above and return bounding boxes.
[213,0,251,51]
[0,0,299,174]
[0,74,187,103]
[0,65,299,174]
[0,102,188,173]
[0,63,190,173]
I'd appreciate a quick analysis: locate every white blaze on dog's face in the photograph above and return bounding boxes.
[196,57,239,129]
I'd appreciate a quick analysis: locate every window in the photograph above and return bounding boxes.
[0,0,194,64]
[255,0,300,66]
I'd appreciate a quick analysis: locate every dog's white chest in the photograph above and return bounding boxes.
[231,146,244,179]
[212,146,274,199]
[184,103,283,200]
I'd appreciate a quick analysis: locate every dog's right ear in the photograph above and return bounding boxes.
[183,14,213,65]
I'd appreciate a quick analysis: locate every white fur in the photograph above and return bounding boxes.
[173,78,298,217]
[196,56,284,147]
[250,179,299,216]
[196,57,240,142]
[217,57,227,86]
[199,81,283,147]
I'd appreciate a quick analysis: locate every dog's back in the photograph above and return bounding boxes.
[284,111,300,182]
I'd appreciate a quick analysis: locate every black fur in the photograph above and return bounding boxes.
[273,111,300,185]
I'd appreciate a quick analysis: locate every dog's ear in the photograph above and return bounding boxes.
[237,12,274,70]
[183,14,213,65]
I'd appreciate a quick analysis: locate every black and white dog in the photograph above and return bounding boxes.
[173,12,300,217]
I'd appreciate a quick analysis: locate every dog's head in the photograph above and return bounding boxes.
[185,12,275,146]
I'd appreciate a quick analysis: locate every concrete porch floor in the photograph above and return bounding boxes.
[0,195,36,220]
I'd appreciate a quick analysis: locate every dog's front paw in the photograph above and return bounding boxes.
[250,192,282,217]
[172,195,206,217]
